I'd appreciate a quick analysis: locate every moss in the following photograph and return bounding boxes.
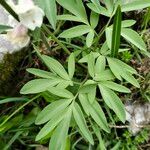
[0,50,26,96]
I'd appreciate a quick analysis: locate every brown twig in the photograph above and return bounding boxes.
[109,125,130,128]
[109,124,150,129]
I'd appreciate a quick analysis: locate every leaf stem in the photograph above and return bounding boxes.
[94,16,112,48]
[42,24,71,55]
[41,31,51,51]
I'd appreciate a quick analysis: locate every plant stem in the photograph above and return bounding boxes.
[0,94,40,127]
[54,20,64,35]
[60,40,82,50]
[94,16,112,48]
[73,81,81,85]
[42,26,87,69]
[42,24,71,55]
[41,31,51,51]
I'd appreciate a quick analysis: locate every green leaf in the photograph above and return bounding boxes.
[100,41,109,55]
[35,108,68,141]
[108,57,137,75]
[87,2,109,16]
[141,50,150,58]
[99,81,131,93]
[88,52,95,78]
[79,94,110,133]
[47,87,74,98]
[73,102,94,145]
[34,0,45,9]
[107,58,139,87]
[98,85,126,122]
[121,28,147,51]
[111,141,121,150]
[121,20,136,27]
[27,68,56,79]
[90,11,99,28]
[115,59,137,74]
[49,110,71,150]
[94,69,115,81]
[105,27,112,49]
[84,80,96,86]
[56,80,72,88]
[56,0,88,24]
[91,0,100,9]
[79,93,90,116]
[111,5,122,57]
[44,0,57,30]
[121,72,140,88]
[92,101,110,133]
[42,55,70,80]
[57,14,81,22]
[122,0,150,12]
[0,25,12,33]
[109,20,136,28]
[87,86,96,104]
[0,97,28,104]
[92,124,106,150]
[119,48,130,52]
[20,79,60,94]
[86,30,95,47]
[107,58,122,80]
[35,99,72,125]
[79,80,97,93]
[65,137,71,150]
[87,3,100,14]
[68,53,75,79]
[59,25,91,38]
[95,55,106,75]
[106,21,139,51]
[78,52,99,63]
[104,0,114,15]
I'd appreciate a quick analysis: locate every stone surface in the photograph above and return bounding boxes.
[125,103,150,134]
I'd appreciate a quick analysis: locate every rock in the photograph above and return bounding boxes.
[125,103,150,134]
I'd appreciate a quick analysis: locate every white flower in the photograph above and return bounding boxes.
[0,5,9,25]
[7,24,30,49]
[19,6,44,30]
[0,4,30,61]
[0,24,30,60]
[8,0,45,30]
[0,0,43,61]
